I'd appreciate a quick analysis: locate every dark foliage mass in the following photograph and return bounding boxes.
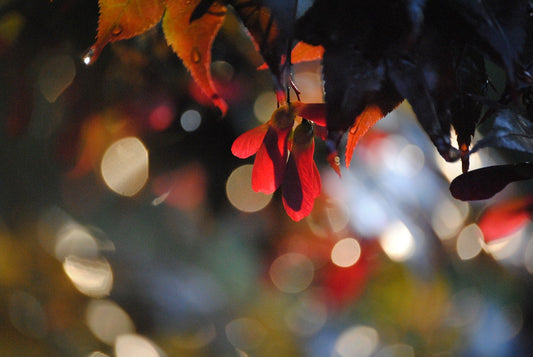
[210,0,533,200]
[298,0,533,199]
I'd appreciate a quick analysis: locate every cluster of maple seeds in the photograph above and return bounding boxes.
[231,103,322,221]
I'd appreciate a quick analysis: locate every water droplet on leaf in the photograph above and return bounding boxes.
[82,47,95,66]
[111,24,123,37]
[191,48,201,63]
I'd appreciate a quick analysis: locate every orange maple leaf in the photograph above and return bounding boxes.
[89,0,228,115]
[163,0,228,115]
[345,101,402,167]
[90,0,165,64]
[344,106,386,168]
[291,41,324,64]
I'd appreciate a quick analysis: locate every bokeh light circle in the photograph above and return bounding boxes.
[101,137,149,197]
[331,238,361,267]
[379,221,415,262]
[180,109,202,132]
[226,165,272,213]
[456,224,483,260]
[86,299,134,345]
[269,253,314,293]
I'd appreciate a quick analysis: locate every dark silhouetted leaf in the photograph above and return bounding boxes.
[450,51,487,149]
[450,162,533,200]
[470,109,533,154]
[261,0,297,38]
[230,0,296,95]
[446,0,528,83]
[405,0,427,46]
[449,50,487,171]
[322,47,386,136]
[387,56,460,162]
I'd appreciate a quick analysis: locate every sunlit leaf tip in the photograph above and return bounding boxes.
[92,0,166,64]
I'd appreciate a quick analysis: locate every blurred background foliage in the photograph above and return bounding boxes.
[1,0,533,356]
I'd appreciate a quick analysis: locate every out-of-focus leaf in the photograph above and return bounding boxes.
[450,162,533,200]
[163,0,228,115]
[90,0,165,63]
[470,109,533,154]
[478,196,533,242]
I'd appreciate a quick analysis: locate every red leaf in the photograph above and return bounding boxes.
[478,197,533,242]
[252,126,291,193]
[231,123,269,159]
